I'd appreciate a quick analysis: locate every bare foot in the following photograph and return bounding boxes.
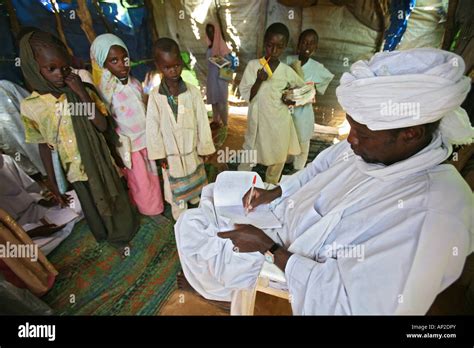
[176,272,231,311]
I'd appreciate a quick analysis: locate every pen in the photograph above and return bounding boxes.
[245,174,257,216]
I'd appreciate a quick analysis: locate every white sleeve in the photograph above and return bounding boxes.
[193,88,216,156]
[238,61,258,102]
[313,63,334,95]
[145,92,166,160]
[286,209,470,315]
[279,140,350,198]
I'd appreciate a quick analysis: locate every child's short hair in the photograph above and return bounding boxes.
[298,29,319,45]
[153,38,180,58]
[264,22,290,43]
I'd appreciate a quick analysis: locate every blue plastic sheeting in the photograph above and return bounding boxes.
[383,0,416,51]
[0,0,154,85]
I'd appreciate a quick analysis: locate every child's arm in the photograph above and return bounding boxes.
[145,91,167,162]
[38,143,70,207]
[249,69,268,102]
[64,72,107,132]
[239,61,266,102]
[20,108,70,206]
[193,89,216,157]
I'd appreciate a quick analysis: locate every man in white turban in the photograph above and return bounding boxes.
[174,48,473,314]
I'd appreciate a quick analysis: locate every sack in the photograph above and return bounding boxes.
[168,163,208,204]
[51,149,68,194]
[219,67,233,82]
[116,133,132,169]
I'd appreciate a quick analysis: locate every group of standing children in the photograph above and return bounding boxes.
[18,22,332,249]
[238,23,334,183]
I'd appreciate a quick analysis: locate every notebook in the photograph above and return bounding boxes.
[213,171,282,231]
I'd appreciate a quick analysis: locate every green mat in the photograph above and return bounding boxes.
[43,214,180,315]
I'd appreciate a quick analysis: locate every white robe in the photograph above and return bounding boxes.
[0,155,79,255]
[146,82,216,204]
[239,60,304,165]
[175,132,473,314]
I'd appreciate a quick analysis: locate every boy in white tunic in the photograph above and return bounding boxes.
[175,48,473,315]
[286,29,334,170]
[146,38,216,220]
[238,23,304,184]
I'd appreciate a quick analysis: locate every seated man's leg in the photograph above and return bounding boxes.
[174,184,265,302]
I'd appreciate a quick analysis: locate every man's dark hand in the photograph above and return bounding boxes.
[28,223,66,238]
[217,224,274,254]
[38,198,58,208]
[242,186,282,212]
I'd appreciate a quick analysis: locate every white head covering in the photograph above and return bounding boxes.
[336,48,473,146]
[90,34,130,108]
[90,33,129,69]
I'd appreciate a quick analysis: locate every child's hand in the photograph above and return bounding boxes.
[112,151,126,169]
[158,158,168,169]
[281,94,296,106]
[256,68,268,81]
[200,155,209,163]
[64,72,87,98]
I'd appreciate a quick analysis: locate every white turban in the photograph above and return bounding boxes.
[336,48,474,145]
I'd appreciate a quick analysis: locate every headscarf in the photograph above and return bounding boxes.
[206,23,231,57]
[90,33,130,107]
[336,48,473,147]
[19,31,121,216]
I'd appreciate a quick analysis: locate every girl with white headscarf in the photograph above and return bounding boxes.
[90,34,164,216]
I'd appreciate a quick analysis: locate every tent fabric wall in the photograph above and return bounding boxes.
[1,0,448,127]
[150,0,382,126]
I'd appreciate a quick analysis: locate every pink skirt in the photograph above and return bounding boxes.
[123,148,164,215]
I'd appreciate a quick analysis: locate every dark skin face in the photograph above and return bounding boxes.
[35,47,71,88]
[154,49,183,90]
[206,24,215,46]
[346,115,431,165]
[104,45,130,83]
[264,33,287,63]
[298,32,318,65]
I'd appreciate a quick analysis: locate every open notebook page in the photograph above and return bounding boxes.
[214,171,282,230]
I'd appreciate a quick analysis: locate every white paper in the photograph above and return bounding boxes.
[214,171,282,230]
[44,206,79,226]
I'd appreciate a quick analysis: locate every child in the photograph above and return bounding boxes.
[205,23,231,128]
[238,22,305,184]
[286,29,334,170]
[90,33,164,216]
[146,38,215,220]
[19,30,138,249]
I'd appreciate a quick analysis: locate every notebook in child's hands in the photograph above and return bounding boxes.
[209,56,231,68]
[213,171,282,231]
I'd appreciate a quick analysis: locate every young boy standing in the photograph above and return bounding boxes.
[287,29,334,170]
[238,23,304,184]
[146,38,215,220]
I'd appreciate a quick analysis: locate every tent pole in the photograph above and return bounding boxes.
[5,0,20,38]
[49,0,73,55]
[442,0,459,50]
[77,0,97,44]
[256,0,269,58]
[92,0,113,33]
[145,0,159,42]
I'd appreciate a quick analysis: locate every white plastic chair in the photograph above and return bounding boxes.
[231,261,289,315]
